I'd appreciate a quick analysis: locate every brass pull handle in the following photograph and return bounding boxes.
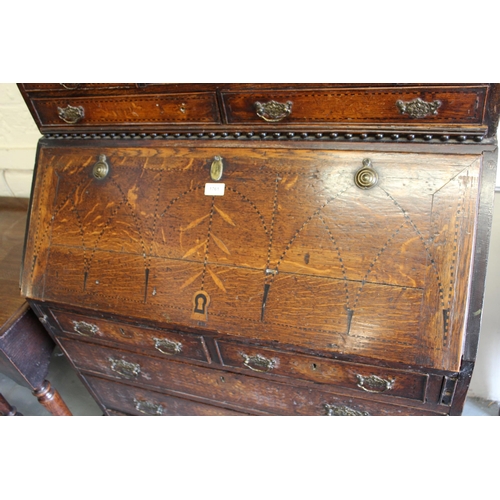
[242,353,276,373]
[153,337,183,356]
[109,357,141,379]
[60,84,81,90]
[133,398,164,415]
[254,100,293,122]
[396,97,442,119]
[92,154,109,180]
[210,156,224,181]
[354,158,378,190]
[57,104,85,124]
[324,404,370,416]
[72,320,100,337]
[356,374,395,393]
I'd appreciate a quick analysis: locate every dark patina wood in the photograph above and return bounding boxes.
[18,84,500,416]
[0,198,72,416]
[0,392,22,416]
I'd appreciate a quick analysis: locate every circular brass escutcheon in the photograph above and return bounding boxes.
[354,159,378,189]
[93,155,109,180]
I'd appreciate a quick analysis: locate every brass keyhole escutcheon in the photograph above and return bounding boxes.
[210,156,224,181]
[354,158,378,189]
[93,154,109,180]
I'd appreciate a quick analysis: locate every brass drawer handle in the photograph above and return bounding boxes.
[60,84,81,90]
[153,337,183,355]
[356,374,395,393]
[324,403,370,416]
[396,97,441,119]
[242,353,276,373]
[109,357,141,379]
[354,158,378,189]
[57,104,85,124]
[254,100,293,122]
[134,398,164,415]
[72,320,100,337]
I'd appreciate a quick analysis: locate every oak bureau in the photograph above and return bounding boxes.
[17,84,500,416]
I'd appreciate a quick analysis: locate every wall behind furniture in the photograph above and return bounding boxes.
[1,82,499,402]
[0,83,41,197]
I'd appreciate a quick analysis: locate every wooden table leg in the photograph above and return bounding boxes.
[33,380,73,416]
[0,392,23,416]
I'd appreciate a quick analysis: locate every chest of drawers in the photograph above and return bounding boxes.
[18,83,500,415]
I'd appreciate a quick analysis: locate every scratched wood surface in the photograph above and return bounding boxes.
[22,144,482,371]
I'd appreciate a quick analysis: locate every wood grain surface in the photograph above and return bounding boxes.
[22,144,482,372]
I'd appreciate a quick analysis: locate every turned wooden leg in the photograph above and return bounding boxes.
[33,380,72,416]
[0,392,23,416]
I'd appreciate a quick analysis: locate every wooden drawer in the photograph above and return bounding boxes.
[216,341,428,401]
[51,309,210,363]
[59,338,445,415]
[29,92,220,130]
[85,375,248,416]
[221,86,487,127]
[20,84,135,92]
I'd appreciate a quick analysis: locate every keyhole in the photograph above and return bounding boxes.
[194,294,207,314]
[311,363,318,371]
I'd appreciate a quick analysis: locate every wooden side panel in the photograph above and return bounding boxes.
[22,144,481,371]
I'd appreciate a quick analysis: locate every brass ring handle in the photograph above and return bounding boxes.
[72,320,100,337]
[242,353,276,372]
[354,158,378,189]
[324,403,370,416]
[356,374,395,393]
[153,337,183,355]
[134,398,164,415]
[254,100,293,122]
[109,357,141,379]
[57,104,85,124]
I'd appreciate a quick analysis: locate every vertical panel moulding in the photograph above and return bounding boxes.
[462,153,497,363]
[452,158,482,361]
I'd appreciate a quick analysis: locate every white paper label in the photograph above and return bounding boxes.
[205,183,225,196]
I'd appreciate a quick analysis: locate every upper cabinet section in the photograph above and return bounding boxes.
[17,83,500,140]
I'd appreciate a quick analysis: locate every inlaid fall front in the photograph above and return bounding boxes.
[22,144,481,371]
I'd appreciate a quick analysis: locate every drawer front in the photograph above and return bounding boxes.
[216,341,428,401]
[86,375,248,416]
[30,93,220,129]
[24,145,481,372]
[59,339,444,415]
[50,309,210,363]
[222,86,487,126]
[21,84,135,92]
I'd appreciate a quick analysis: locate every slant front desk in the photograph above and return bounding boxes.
[18,84,500,416]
